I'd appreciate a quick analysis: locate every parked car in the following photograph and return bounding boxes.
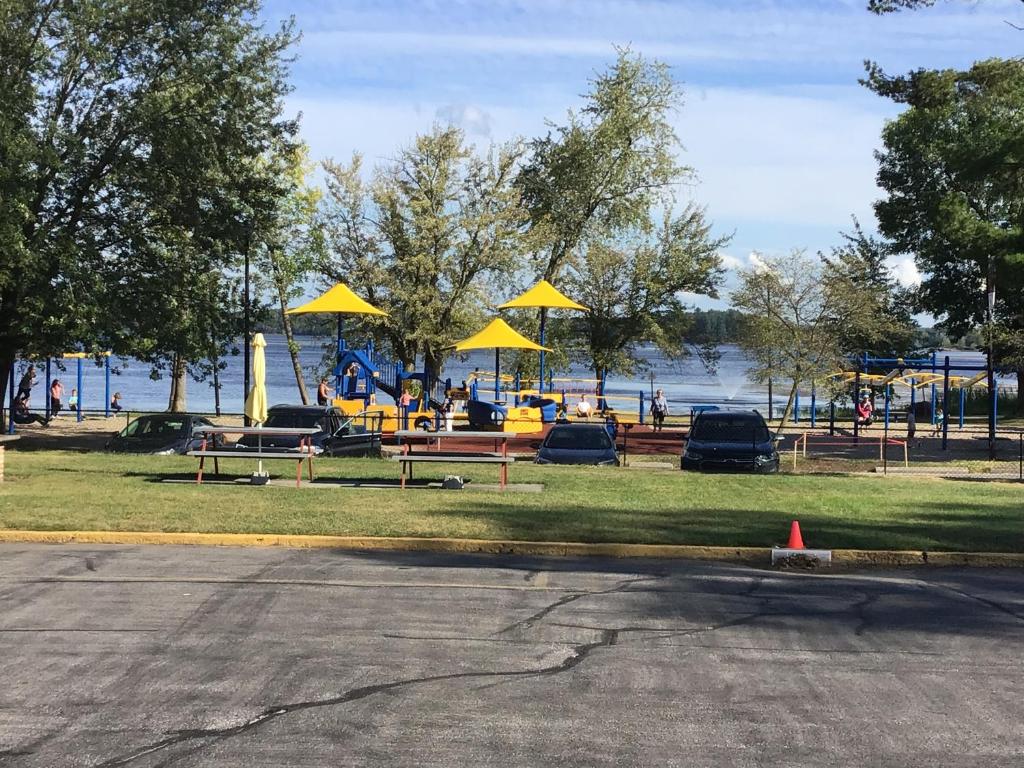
[234,405,382,457]
[106,413,219,455]
[535,423,619,466]
[681,409,779,473]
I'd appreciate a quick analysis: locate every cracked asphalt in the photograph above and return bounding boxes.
[0,545,1022,767]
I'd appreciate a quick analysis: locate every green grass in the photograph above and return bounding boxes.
[1,450,1022,552]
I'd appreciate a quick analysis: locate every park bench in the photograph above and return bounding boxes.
[392,430,518,490]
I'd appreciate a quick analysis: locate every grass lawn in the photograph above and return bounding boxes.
[1,450,1022,552]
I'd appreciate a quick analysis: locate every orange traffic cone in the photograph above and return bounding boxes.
[787,520,805,549]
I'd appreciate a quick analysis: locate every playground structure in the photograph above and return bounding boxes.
[6,352,113,434]
[771,354,1003,451]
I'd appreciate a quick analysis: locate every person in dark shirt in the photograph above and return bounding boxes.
[13,395,48,427]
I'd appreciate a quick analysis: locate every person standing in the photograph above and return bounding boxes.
[399,389,413,427]
[50,379,64,417]
[651,388,669,432]
[110,392,123,413]
[317,377,330,407]
[442,395,455,432]
[16,365,36,400]
[68,389,79,410]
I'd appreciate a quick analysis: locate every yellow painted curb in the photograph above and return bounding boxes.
[0,530,1022,567]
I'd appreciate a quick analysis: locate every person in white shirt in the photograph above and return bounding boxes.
[575,394,593,419]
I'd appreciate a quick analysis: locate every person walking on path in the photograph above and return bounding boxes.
[49,379,64,417]
[651,389,669,432]
[16,365,36,400]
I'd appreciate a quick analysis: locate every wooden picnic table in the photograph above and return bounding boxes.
[392,430,519,489]
[189,426,321,486]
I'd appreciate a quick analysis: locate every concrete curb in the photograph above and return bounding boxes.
[0,530,1022,567]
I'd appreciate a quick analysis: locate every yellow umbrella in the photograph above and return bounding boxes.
[285,283,388,401]
[499,280,588,392]
[244,333,268,478]
[453,318,550,402]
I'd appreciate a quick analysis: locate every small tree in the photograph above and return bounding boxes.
[732,251,884,430]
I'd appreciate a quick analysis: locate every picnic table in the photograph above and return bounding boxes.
[392,430,518,490]
[188,426,320,486]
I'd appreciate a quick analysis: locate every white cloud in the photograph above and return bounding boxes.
[889,256,922,287]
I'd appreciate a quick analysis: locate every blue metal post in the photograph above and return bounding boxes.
[45,359,52,420]
[638,391,645,425]
[910,377,916,412]
[941,356,950,450]
[793,390,800,423]
[931,351,937,424]
[959,387,965,430]
[76,357,83,422]
[494,349,500,402]
[514,372,521,406]
[104,355,111,417]
[538,309,546,395]
[810,382,817,428]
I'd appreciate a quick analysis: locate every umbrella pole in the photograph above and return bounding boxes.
[257,426,264,476]
[495,348,500,402]
[539,307,546,394]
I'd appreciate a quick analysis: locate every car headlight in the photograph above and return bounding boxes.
[535,457,552,465]
[683,450,702,461]
[597,458,618,466]
[754,454,774,465]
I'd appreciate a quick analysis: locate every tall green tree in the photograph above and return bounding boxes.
[563,206,727,383]
[866,59,1024,394]
[517,49,688,282]
[320,127,528,377]
[822,218,918,358]
[0,0,296,422]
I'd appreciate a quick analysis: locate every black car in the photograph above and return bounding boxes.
[235,405,382,457]
[535,423,619,466]
[682,410,779,473]
[107,413,219,455]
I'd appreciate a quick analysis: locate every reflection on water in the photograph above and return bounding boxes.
[30,335,1009,415]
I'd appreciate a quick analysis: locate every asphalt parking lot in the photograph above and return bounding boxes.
[0,544,1022,767]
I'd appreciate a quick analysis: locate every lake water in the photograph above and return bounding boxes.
[21,336,1011,417]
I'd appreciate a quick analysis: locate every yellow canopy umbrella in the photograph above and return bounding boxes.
[499,280,588,393]
[243,333,269,480]
[453,318,550,402]
[285,283,388,401]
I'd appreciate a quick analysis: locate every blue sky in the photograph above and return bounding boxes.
[260,0,1021,309]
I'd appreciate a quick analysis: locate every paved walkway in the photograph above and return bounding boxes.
[1,545,1022,766]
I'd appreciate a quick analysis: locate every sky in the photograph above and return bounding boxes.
[259,0,1021,310]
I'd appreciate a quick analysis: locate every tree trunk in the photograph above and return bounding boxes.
[0,356,11,433]
[775,379,800,435]
[276,280,309,405]
[167,355,187,411]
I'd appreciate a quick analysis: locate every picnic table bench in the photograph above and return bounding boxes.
[188,426,320,486]
[392,430,518,489]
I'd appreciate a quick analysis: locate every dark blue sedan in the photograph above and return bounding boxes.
[681,410,779,473]
[535,423,619,466]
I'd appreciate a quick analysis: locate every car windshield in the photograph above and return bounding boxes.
[263,411,327,431]
[121,416,186,439]
[545,427,612,450]
[691,415,769,443]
